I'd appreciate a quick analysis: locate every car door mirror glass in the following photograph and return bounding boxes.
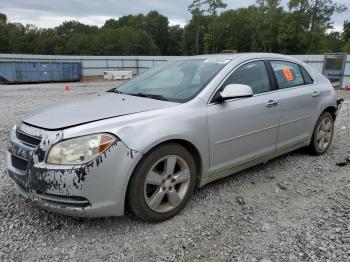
[219,84,253,102]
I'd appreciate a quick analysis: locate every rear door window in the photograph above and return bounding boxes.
[270,61,304,89]
[299,66,314,85]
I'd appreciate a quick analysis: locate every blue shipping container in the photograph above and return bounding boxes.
[0,61,82,83]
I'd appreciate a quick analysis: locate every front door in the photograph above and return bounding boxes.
[207,61,280,174]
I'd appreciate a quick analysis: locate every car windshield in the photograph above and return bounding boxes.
[111,58,230,103]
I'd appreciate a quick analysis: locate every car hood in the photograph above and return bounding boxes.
[22,92,179,130]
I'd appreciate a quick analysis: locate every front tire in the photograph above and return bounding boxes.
[309,112,334,155]
[126,143,196,222]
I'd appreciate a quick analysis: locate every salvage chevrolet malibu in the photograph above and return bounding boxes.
[7,53,340,222]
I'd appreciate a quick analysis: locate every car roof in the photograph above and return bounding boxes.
[193,52,296,61]
[178,53,309,72]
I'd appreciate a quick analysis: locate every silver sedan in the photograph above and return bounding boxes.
[7,53,340,222]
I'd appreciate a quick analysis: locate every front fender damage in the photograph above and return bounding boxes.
[29,143,118,195]
[10,123,144,216]
[27,139,143,215]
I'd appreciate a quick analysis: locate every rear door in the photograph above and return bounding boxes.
[268,60,318,150]
[207,60,280,174]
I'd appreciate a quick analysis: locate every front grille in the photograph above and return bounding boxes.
[16,129,41,147]
[11,155,29,171]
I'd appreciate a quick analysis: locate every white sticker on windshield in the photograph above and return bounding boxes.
[204,59,230,64]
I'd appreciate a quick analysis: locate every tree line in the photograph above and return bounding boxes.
[0,0,349,56]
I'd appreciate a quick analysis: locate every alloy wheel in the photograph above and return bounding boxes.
[316,117,333,151]
[144,155,191,213]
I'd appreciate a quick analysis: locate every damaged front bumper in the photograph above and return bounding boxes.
[7,123,142,217]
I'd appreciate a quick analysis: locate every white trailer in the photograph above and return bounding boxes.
[104,71,133,80]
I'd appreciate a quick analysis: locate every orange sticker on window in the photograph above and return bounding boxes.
[282,68,294,81]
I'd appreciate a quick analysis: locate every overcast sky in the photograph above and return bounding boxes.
[1,0,349,31]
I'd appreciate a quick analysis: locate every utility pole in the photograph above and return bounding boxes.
[196,26,200,55]
[212,23,215,54]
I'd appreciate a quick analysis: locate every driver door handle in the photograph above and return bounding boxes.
[265,100,279,107]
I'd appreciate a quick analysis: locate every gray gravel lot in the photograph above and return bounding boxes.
[0,82,350,261]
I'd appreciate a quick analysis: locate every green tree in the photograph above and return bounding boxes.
[319,32,344,53]
[167,25,184,55]
[0,2,348,56]
[343,20,350,41]
[0,13,10,52]
[182,13,209,55]
[307,0,347,51]
[55,21,98,39]
[188,0,227,16]
[33,29,63,54]
[65,33,98,55]
[144,11,169,54]
[343,40,350,53]
[342,21,350,52]
[288,0,309,13]
[97,27,159,55]
[188,0,227,54]
[254,0,284,52]
[6,23,26,53]
[0,13,7,24]
[103,12,169,54]
[219,7,259,52]
[277,12,309,53]
[119,14,146,28]
[103,18,119,29]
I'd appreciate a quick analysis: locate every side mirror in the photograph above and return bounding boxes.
[217,84,253,102]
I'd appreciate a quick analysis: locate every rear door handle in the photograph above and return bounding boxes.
[265,100,279,107]
[312,91,320,97]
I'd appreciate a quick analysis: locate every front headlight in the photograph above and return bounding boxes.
[47,133,117,165]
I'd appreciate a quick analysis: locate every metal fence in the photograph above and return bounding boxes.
[292,55,325,73]
[342,55,350,89]
[0,54,182,77]
[0,53,349,89]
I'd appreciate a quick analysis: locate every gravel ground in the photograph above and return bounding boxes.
[0,82,349,261]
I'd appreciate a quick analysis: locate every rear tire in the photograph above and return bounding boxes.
[126,143,196,222]
[308,112,334,155]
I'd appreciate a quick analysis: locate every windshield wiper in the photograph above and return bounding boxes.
[108,89,169,101]
[131,93,169,101]
[107,88,124,94]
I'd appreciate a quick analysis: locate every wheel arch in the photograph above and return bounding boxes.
[322,105,337,120]
[159,139,203,183]
[308,106,335,155]
[310,105,337,140]
[124,138,204,218]
[127,138,203,191]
